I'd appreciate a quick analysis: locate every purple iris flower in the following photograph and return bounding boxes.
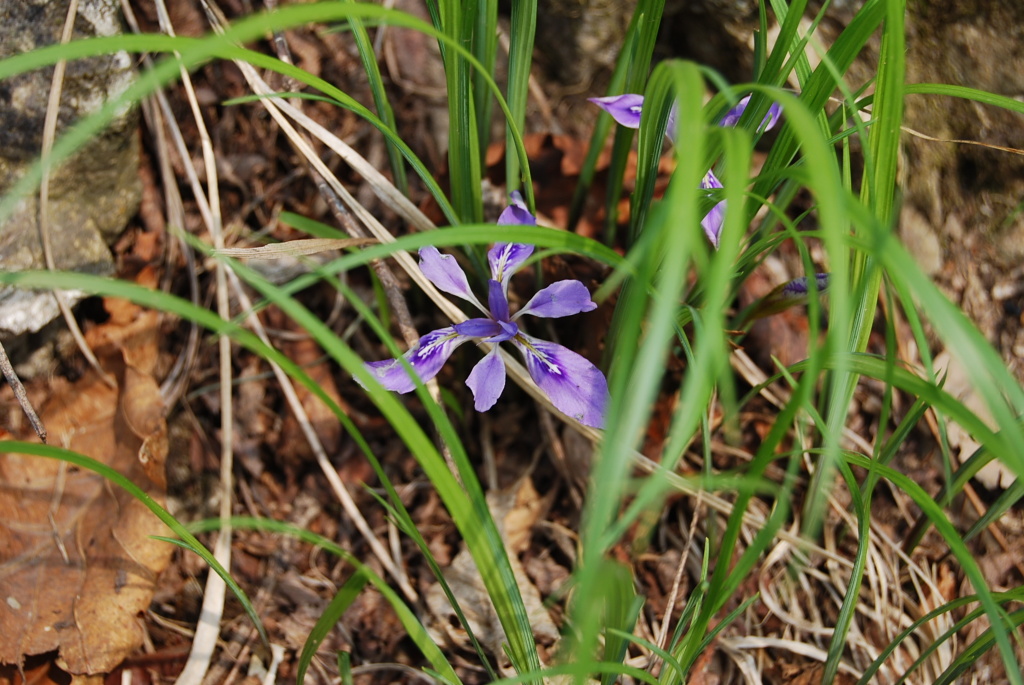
[362,194,610,428]
[590,92,782,248]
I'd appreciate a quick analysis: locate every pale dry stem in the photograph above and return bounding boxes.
[39,0,115,389]
[150,2,235,685]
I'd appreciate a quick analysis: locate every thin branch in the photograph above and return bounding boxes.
[0,342,46,442]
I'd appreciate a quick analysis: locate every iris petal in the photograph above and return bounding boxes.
[362,327,468,393]
[718,95,752,128]
[454,317,518,342]
[763,102,783,132]
[700,170,725,250]
[515,280,597,319]
[454,318,503,338]
[465,347,507,411]
[487,279,510,322]
[516,334,609,429]
[487,320,518,343]
[488,243,534,287]
[419,246,486,312]
[497,191,537,226]
[588,94,645,129]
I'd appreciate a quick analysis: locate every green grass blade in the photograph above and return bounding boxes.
[904,82,1024,114]
[572,59,706,671]
[597,560,643,685]
[960,472,1024,544]
[761,0,809,81]
[297,570,368,683]
[823,464,870,683]
[338,652,353,685]
[188,516,463,683]
[340,0,408,194]
[504,0,536,193]
[474,0,498,167]
[842,453,1023,684]
[440,0,482,222]
[486,662,661,685]
[749,0,884,213]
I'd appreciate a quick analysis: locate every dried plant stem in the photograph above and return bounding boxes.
[153,2,235,684]
[310,175,463,481]
[39,0,115,389]
[650,494,703,673]
[121,0,207,410]
[0,342,46,442]
[312,176,420,350]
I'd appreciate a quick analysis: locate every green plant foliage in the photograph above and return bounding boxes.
[5,0,1024,681]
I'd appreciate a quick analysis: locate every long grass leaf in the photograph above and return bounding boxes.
[297,572,368,683]
[504,0,536,193]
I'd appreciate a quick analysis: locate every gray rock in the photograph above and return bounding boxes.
[535,0,635,86]
[0,0,140,338]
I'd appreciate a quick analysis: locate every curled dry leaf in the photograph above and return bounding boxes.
[934,350,1014,489]
[0,299,171,674]
[426,479,559,672]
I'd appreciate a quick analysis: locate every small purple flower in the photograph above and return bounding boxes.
[363,195,609,428]
[590,92,782,249]
[741,273,831,322]
[716,95,783,132]
[497,191,538,227]
[778,273,830,299]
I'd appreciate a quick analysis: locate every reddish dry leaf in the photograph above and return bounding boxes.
[0,301,171,675]
[277,335,343,461]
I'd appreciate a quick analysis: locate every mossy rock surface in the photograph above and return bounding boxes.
[0,0,140,338]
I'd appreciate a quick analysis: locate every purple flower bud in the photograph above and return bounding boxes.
[780,273,830,299]
[700,170,726,250]
[719,95,782,132]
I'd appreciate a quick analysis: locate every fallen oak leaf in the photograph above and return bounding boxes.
[0,302,170,675]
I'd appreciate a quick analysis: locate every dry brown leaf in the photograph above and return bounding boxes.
[0,300,171,674]
[934,350,1014,489]
[277,329,343,462]
[426,478,559,671]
